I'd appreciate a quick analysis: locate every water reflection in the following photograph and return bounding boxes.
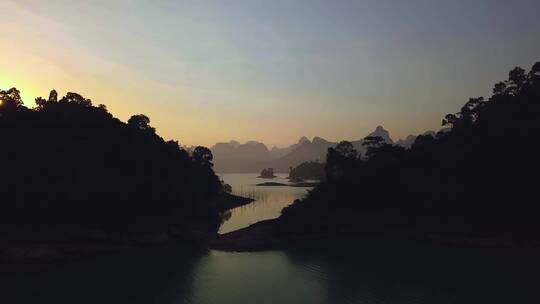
[2,239,539,303]
[188,240,540,304]
[218,173,310,234]
[283,238,540,304]
[188,250,326,304]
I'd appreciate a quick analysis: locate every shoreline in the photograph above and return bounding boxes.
[214,192,255,211]
[211,218,540,252]
[0,234,212,265]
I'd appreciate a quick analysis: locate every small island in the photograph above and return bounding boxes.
[257,168,276,178]
[256,181,319,187]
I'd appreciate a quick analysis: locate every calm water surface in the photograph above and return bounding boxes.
[2,174,539,303]
[3,240,539,304]
[218,173,310,233]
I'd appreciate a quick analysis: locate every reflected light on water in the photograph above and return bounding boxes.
[218,173,311,234]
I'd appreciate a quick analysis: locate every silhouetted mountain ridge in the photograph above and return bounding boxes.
[211,140,272,172]
[270,136,310,158]
[211,126,417,172]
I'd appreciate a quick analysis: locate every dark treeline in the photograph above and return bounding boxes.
[288,161,325,181]
[0,89,226,243]
[280,62,540,241]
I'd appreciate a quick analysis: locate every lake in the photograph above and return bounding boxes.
[218,173,311,233]
[2,173,539,303]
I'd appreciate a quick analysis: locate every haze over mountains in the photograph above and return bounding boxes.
[211,126,435,173]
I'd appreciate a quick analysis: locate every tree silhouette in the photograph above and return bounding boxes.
[192,146,214,167]
[508,67,527,94]
[60,92,92,107]
[325,141,358,182]
[0,88,23,112]
[35,90,60,109]
[335,141,358,159]
[128,114,155,133]
[48,89,58,103]
[493,81,507,96]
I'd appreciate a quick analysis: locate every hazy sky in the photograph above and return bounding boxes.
[1,0,539,147]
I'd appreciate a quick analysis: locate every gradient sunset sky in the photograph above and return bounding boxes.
[1,0,539,147]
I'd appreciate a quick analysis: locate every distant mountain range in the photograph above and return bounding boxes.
[211,126,437,173]
[210,140,272,173]
[269,136,310,158]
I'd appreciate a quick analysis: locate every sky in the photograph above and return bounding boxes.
[1,0,539,147]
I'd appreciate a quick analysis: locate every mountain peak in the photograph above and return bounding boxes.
[298,136,310,144]
[312,136,330,145]
[228,140,241,148]
[367,125,393,144]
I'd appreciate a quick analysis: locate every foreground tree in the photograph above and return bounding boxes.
[0,89,225,244]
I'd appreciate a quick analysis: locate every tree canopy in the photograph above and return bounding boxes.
[0,89,225,242]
